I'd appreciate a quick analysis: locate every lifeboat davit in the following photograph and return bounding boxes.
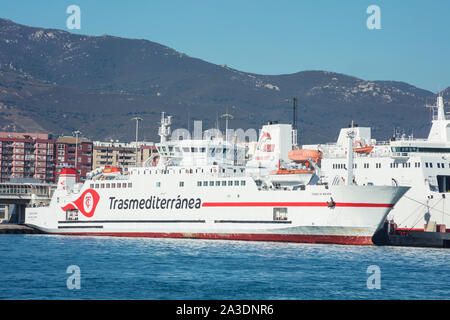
[353,141,374,154]
[288,149,322,164]
[102,165,122,176]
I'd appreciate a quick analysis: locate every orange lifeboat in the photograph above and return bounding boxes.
[269,168,313,175]
[268,163,314,186]
[102,165,122,175]
[353,141,374,154]
[288,149,322,164]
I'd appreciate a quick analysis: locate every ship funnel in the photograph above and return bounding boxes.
[247,122,293,170]
[57,168,77,191]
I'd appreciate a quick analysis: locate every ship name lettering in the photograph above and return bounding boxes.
[109,196,202,211]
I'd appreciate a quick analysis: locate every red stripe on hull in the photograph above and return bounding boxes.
[202,202,393,208]
[396,228,424,232]
[53,232,373,246]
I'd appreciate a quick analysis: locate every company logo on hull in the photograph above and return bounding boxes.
[61,189,100,217]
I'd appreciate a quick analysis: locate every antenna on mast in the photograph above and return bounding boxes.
[292,97,298,131]
[291,97,298,149]
[187,110,190,133]
[216,111,220,132]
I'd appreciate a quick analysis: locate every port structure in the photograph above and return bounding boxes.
[0,182,54,223]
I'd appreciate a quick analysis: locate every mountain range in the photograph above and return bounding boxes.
[0,18,448,144]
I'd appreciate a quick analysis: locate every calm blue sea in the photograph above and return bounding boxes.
[0,234,449,300]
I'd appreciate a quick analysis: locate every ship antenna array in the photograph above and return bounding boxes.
[158,112,172,143]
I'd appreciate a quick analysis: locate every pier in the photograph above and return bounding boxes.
[0,224,42,234]
[0,182,54,224]
[373,221,450,248]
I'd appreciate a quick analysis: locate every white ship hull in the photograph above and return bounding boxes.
[25,178,408,245]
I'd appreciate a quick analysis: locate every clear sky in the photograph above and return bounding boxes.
[1,0,449,92]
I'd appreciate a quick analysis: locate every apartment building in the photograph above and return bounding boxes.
[0,132,155,183]
[55,136,93,182]
[93,141,157,169]
[0,132,56,183]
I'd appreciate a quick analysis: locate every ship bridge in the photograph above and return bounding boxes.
[155,112,247,168]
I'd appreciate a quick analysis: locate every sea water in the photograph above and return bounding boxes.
[0,234,448,299]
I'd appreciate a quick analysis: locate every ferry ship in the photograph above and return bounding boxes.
[300,95,450,245]
[25,113,408,245]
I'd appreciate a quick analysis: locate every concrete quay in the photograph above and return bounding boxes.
[0,224,42,234]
